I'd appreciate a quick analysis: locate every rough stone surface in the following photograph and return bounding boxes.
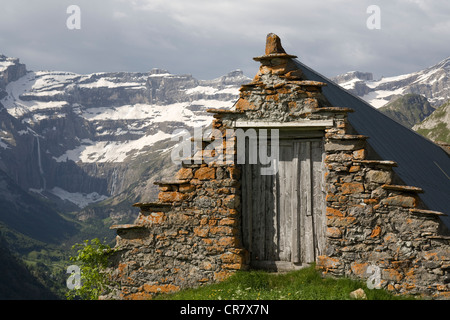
[106,33,450,300]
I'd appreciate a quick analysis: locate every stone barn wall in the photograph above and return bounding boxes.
[320,125,450,298]
[106,148,247,300]
[106,34,449,300]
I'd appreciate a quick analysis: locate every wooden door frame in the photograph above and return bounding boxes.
[240,130,326,271]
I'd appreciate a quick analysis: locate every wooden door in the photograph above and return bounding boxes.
[241,138,325,270]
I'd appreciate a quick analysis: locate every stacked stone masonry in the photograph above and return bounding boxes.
[107,161,247,300]
[107,34,449,300]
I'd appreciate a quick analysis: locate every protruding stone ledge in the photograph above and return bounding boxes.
[327,134,368,140]
[380,194,418,208]
[233,119,334,128]
[324,136,367,152]
[253,53,298,61]
[352,160,398,167]
[110,224,145,231]
[312,107,354,114]
[133,202,173,207]
[382,184,424,193]
[426,235,450,240]
[206,108,244,114]
[239,82,263,90]
[286,80,327,87]
[133,202,173,212]
[409,208,447,216]
[154,179,190,186]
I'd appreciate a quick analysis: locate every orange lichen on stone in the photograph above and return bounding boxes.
[235,98,258,111]
[317,255,341,271]
[158,191,187,203]
[382,195,418,208]
[370,225,382,238]
[194,167,216,180]
[341,182,364,194]
[326,207,344,217]
[265,33,286,55]
[326,227,342,238]
[350,262,369,277]
[382,268,403,282]
[175,167,193,180]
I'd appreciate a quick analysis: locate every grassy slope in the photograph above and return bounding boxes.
[379,94,435,128]
[156,265,416,300]
[414,100,450,144]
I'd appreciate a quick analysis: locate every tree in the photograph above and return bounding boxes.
[66,238,115,300]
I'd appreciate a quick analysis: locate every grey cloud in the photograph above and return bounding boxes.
[0,0,448,80]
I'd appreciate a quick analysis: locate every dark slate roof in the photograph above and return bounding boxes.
[294,59,450,228]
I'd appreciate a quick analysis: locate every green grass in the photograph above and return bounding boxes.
[156,265,416,300]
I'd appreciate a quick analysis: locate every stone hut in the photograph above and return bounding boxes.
[107,34,450,300]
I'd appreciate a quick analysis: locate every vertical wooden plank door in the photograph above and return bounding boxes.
[242,138,325,270]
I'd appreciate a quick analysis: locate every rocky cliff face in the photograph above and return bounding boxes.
[0,55,27,97]
[0,55,249,222]
[378,94,436,128]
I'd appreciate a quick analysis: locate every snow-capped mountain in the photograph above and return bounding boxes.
[0,54,249,214]
[332,57,450,108]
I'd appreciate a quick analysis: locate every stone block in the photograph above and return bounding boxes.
[235,98,259,111]
[179,184,196,193]
[341,182,364,194]
[194,167,216,180]
[350,262,369,277]
[382,268,403,282]
[193,226,209,238]
[366,170,392,184]
[326,207,344,217]
[326,227,342,238]
[223,194,240,209]
[327,215,357,227]
[175,168,193,180]
[220,252,244,264]
[353,149,366,160]
[370,225,382,238]
[382,195,418,208]
[349,288,367,300]
[158,191,187,203]
[317,255,341,271]
[217,236,239,247]
[324,139,365,152]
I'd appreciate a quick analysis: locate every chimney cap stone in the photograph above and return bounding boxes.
[253,33,297,61]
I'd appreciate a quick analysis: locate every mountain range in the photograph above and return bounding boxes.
[331,57,450,108]
[331,56,450,146]
[0,54,249,298]
[0,53,449,298]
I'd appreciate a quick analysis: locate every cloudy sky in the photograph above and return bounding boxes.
[1,0,449,80]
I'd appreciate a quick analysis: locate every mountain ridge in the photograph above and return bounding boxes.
[378,93,435,129]
[0,55,248,215]
[332,56,450,108]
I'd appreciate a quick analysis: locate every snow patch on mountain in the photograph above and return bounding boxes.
[49,186,108,209]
